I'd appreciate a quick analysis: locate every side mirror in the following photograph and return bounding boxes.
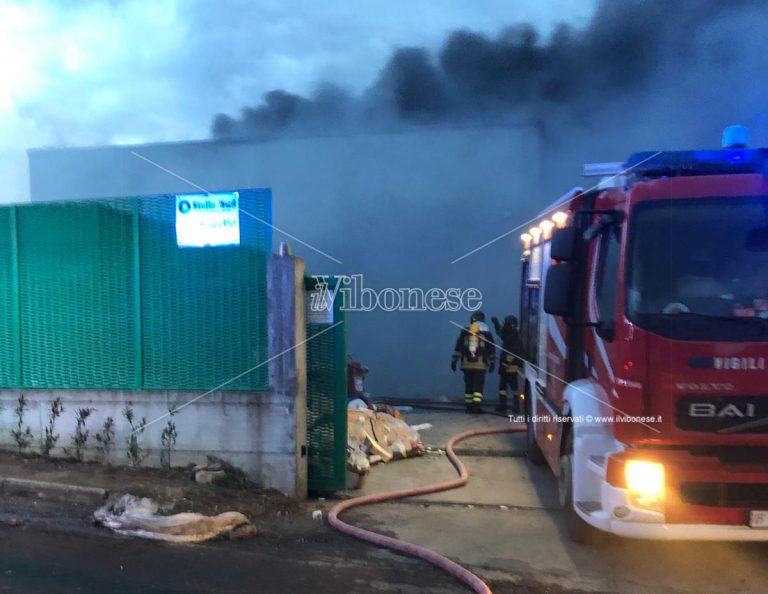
[550,226,578,261]
[544,263,573,317]
[596,322,615,342]
[584,211,625,241]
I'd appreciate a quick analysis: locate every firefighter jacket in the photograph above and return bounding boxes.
[452,321,496,371]
[494,320,523,375]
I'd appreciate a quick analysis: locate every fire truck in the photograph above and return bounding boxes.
[519,126,768,542]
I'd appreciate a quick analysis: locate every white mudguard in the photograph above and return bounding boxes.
[561,379,623,504]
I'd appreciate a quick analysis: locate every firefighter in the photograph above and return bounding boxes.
[451,311,496,413]
[492,315,523,414]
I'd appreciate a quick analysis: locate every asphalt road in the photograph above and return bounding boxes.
[0,522,467,594]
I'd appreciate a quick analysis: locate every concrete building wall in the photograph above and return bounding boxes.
[0,254,308,498]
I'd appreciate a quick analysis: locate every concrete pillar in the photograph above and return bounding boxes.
[267,254,308,499]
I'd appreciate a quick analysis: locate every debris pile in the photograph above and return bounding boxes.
[94,494,257,543]
[191,455,249,488]
[346,405,425,488]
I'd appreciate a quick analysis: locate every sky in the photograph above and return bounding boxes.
[0,0,596,202]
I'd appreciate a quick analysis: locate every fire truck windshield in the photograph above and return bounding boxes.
[627,195,768,341]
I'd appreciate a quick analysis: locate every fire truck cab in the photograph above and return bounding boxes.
[519,127,768,542]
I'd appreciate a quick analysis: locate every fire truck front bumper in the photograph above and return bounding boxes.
[592,483,768,541]
[581,449,768,541]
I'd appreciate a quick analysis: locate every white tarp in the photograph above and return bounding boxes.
[94,494,250,543]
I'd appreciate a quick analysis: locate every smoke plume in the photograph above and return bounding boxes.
[211,0,766,143]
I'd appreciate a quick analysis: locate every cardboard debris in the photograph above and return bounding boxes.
[346,409,424,485]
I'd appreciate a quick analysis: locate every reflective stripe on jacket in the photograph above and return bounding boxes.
[452,322,496,371]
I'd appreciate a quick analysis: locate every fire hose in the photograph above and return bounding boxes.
[328,425,526,594]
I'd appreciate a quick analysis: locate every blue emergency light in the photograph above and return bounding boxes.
[623,126,768,179]
[624,148,768,178]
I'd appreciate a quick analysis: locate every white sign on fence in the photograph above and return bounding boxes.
[175,192,240,248]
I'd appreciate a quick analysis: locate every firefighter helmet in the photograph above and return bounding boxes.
[504,315,518,329]
[470,311,486,323]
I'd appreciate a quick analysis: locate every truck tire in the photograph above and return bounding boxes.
[525,388,547,466]
[559,431,606,545]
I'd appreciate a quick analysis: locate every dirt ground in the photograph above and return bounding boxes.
[0,449,298,520]
[0,448,473,593]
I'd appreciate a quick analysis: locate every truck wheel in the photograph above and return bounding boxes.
[559,431,606,545]
[526,389,547,466]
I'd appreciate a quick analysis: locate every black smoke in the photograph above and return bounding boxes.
[212,85,353,138]
[211,0,764,140]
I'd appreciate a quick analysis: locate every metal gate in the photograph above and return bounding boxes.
[305,276,347,493]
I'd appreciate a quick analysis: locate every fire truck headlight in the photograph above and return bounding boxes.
[625,460,665,505]
[539,219,555,240]
[552,211,569,228]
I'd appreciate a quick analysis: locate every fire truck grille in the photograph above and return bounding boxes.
[680,482,768,508]
[677,396,768,434]
[689,446,768,465]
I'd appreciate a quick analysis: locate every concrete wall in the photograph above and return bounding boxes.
[267,253,308,498]
[0,254,308,499]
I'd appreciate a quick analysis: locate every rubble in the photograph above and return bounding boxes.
[195,470,227,485]
[191,456,249,489]
[345,405,425,488]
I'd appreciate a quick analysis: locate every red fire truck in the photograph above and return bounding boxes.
[519,126,768,542]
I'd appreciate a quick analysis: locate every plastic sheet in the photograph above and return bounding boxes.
[93,494,251,543]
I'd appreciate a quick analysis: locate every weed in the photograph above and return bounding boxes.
[94,416,115,461]
[11,395,33,455]
[123,405,146,468]
[71,407,94,462]
[41,397,64,458]
[160,409,178,470]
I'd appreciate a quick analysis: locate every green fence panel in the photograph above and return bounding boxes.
[0,208,18,385]
[0,188,271,391]
[17,200,137,388]
[305,276,348,493]
[139,189,271,390]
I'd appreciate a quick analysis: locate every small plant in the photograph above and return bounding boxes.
[95,416,115,461]
[11,394,33,455]
[41,397,64,458]
[123,405,147,468]
[160,409,178,470]
[71,407,94,462]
